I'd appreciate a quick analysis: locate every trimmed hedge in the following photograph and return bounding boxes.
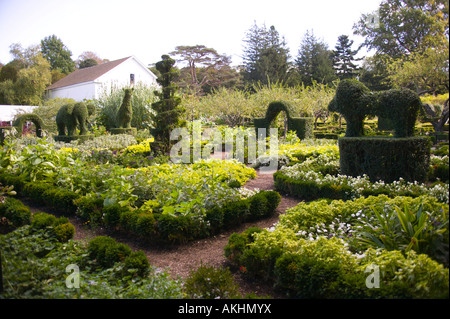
[274,170,352,201]
[339,136,431,183]
[0,169,281,243]
[0,197,31,232]
[254,101,313,140]
[12,113,45,137]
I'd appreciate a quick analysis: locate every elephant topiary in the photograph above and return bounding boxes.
[56,101,95,136]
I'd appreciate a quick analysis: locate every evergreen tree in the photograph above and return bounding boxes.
[150,55,185,151]
[242,23,291,85]
[295,30,336,86]
[332,35,362,79]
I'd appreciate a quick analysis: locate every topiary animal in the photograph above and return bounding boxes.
[116,88,133,128]
[56,101,94,136]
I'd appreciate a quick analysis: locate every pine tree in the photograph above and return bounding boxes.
[150,55,185,151]
[242,23,291,85]
[295,30,336,86]
[332,35,361,80]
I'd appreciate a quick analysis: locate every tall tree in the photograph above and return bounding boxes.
[0,44,51,105]
[40,35,75,74]
[353,0,449,58]
[242,23,291,85]
[295,30,336,86]
[332,35,362,79]
[170,45,239,95]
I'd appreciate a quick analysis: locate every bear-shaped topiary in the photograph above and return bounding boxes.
[116,88,133,129]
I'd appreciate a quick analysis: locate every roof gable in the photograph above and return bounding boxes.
[46,56,131,90]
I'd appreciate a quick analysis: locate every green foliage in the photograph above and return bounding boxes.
[40,34,75,74]
[0,225,184,298]
[328,79,371,137]
[226,195,449,298]
[184,264,240,299]
[339,136,431,183]
[87,235,132,268]
[254,101,314,139]
[96,83,157,131]
[0,196,31,231]
[242,23,291,85]
[12,113,45,138]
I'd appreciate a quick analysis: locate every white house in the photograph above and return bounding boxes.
[0,105,38,125]
[45,56,158,101]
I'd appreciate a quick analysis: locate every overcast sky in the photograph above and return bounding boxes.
[0,0,382,67]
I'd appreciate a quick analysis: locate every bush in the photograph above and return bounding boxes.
[184,264,240,299]
[339,136,431,183]
[31,212,57,229]
[74,195,104,225]
[117,251,150,279]
[53,222,75,242]
[0,197,31,230]
[87,236,132,268]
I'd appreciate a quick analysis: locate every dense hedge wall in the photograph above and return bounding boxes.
[339,137,431,183]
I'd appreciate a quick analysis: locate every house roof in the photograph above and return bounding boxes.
[46,56,132,90]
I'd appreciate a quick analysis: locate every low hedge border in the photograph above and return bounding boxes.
[0,169,281,244]
[273,170,353,201]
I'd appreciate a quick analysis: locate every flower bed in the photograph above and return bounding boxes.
[0,135,280,243]
[225,194,449,298]
[274,152,449,203]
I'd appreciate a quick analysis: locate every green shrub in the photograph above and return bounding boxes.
[13,113,45,137]
[224,227,262,264]
[117,251,150,279]
[53,222,75,242]
[0,197,31,229]
[87,236,132,268]
[103,203,128,227]
[339,136,431,183]
[23,182,52,204]
[31,212,57,229]
[183,264,240,299]
[74,195,104,225]
[134,212,157,237]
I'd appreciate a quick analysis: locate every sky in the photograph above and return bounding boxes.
[0,0,382,68]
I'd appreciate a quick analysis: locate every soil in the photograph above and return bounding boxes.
[21,165,302,299]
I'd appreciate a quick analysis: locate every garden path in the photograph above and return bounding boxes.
[24,162,301,298]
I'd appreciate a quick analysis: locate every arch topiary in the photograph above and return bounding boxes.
[254,101,313,139]
[12,113,45,138]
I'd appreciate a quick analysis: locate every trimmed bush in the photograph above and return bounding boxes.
[254,101,313,139]
[339,136,431,183]
[118,251,150,279]
[0,197,31,230]
[87,236,132,268]
[12,113,45,137]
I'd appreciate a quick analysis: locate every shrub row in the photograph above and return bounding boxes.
[273,170,352,201]
[224,195,449,298]
[75,190,281,243]
[0,169,281,243]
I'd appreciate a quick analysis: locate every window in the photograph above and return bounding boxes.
[130,74,135,85]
